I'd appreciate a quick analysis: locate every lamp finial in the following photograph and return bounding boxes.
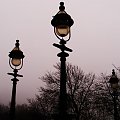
[59,2,65,11]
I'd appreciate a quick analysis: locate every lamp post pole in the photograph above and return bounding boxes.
[109,69,119,120]
[10,72,17,120]
[8,40,24,120]
[113,91,118,120]
[51,2,74,120]
[53,40,72,120]
[59,50,67,119]
[9,69,23,120]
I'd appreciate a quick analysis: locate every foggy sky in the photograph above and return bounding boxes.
[0,0,120,104]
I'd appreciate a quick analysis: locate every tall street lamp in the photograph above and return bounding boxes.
[109,69,119,120]
[51,2,74,120]
[8,40,25,120]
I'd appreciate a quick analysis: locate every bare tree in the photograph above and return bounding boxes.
[65,63,95,120]
[28,63,95,120]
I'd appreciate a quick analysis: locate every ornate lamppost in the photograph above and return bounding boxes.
[51,2,74,120]
[109,69,119,120]
[8,40,25,120]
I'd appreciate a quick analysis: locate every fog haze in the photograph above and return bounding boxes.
[0,0,120,104]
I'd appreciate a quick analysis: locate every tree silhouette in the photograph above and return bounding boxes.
[1,63,119,120]
[28,63,96,120]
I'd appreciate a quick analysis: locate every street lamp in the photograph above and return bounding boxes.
[109,69,119,120]
[8,40,25,120]
[51,2,74,120]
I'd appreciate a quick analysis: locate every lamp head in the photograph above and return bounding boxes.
[109,69,119,91]
[51,2,74,41]
[9,40,24,69]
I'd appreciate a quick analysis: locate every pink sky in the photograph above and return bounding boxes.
[0,0,120,104]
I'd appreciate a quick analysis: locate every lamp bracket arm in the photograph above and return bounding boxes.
[53,43,72,52]
[7,73,23,77]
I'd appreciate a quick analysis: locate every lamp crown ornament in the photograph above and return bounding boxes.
[59,2,65,11]
[51,2,74,28]
[112,69,115,75]
[9,40,24,59]
[15,40,19,47]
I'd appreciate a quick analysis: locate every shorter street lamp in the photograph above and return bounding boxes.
[109,69,119,120]
[51,2,74,120]
[8,40,24,120]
